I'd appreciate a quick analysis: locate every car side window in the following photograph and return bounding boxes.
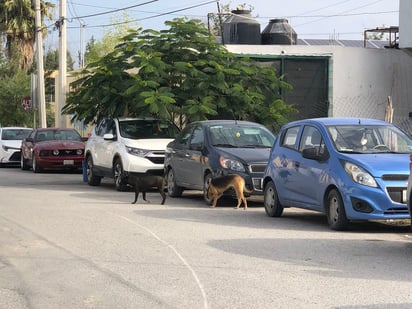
[281,126,299,150]
[299,126,327,155]
[95,119,107,137]
[28,130,35,139]
[177,126,193,146]
[105,119,116,136]
[189,126,204,149]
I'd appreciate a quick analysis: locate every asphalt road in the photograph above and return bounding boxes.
[1,167,412,309]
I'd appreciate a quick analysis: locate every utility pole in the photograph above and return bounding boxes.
[79,21,85,68]
[34,0,47,128]
[57,0,67,128]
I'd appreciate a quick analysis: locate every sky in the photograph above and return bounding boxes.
[44,0,400,66]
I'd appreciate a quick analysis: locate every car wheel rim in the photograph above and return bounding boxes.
[167,170,175,192]
[114,164,122,187]
[265,187,275,210]
[86,158,92,180]
[329,196,339,223]
[204,175,212,202]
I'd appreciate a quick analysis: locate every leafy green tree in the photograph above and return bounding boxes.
[64,18,294,131]
[44,48,74,71]
[0,0,55,70]
[0,66,32,126]
[0,44,33,127]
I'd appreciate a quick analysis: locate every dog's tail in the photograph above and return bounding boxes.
[243,185,253,194]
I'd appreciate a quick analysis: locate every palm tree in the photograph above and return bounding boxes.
[0,0,55,70]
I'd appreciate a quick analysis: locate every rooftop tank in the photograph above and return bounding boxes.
[261,19,297,45]
[222,9,261,45]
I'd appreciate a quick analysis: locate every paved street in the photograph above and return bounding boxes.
[0,167,411,308]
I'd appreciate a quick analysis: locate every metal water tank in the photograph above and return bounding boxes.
[222,10,261,44]
[261,19,297,45]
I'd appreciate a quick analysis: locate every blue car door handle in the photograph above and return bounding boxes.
[295,161,300,168]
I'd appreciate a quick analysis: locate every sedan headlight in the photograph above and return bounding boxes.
[126,146,149,157]
[343,161,377,187]
[219,156,245,172]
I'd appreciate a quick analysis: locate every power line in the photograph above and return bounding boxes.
[256,10,398,20]
[67,0,218,29]
[71,0,159,20]
[294,0,390,28]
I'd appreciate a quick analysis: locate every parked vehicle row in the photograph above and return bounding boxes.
[5,116,412,231]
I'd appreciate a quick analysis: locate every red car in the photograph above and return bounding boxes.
[21,128,85,173]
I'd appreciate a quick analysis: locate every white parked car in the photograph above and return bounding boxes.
[84,118,180,191]
[0,127,33,166]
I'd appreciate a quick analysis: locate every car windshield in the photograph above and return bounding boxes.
[327,124,412,154]
[209,124,275,148]
[2,128,32,140]
[36,130,82,142]
[119,120,179,139]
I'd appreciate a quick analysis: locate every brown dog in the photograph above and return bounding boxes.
[207,174,253,209]
[127,175,166,205]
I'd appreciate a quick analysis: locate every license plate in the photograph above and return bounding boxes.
[63,160,74,165]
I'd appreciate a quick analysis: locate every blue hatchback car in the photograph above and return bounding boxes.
[263,117,412,230]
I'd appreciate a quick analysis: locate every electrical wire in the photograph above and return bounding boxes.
[70,0,159,20]
[67,0,218,29]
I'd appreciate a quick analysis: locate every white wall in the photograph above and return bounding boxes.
[225,44,412,133]
[399,0,412,48]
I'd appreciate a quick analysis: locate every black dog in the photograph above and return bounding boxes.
[127,175,166,205]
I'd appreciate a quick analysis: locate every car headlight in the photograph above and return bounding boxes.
[53,149,59,155]
[76,149,83,155]
[126,146,149,157]
[219,156,245,172]
[343,161,377,187]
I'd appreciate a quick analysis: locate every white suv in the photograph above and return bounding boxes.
[85,117,179,191]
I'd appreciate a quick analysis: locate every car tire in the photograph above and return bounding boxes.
[32,156,42,173]
[203,173,213,205]
[21,153,29,170]
[167,168,183,197]
[263,181,284,217]
[113,158,128,191]
[86,155,102,186]
[326,189,349,231]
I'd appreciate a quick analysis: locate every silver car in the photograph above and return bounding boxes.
[0,127,33,166]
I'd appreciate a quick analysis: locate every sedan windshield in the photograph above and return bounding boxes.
[327,124,412,154]
[209,124,275,148]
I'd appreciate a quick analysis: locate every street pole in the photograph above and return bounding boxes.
[57,0,67,128]
[34,0,47,128]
